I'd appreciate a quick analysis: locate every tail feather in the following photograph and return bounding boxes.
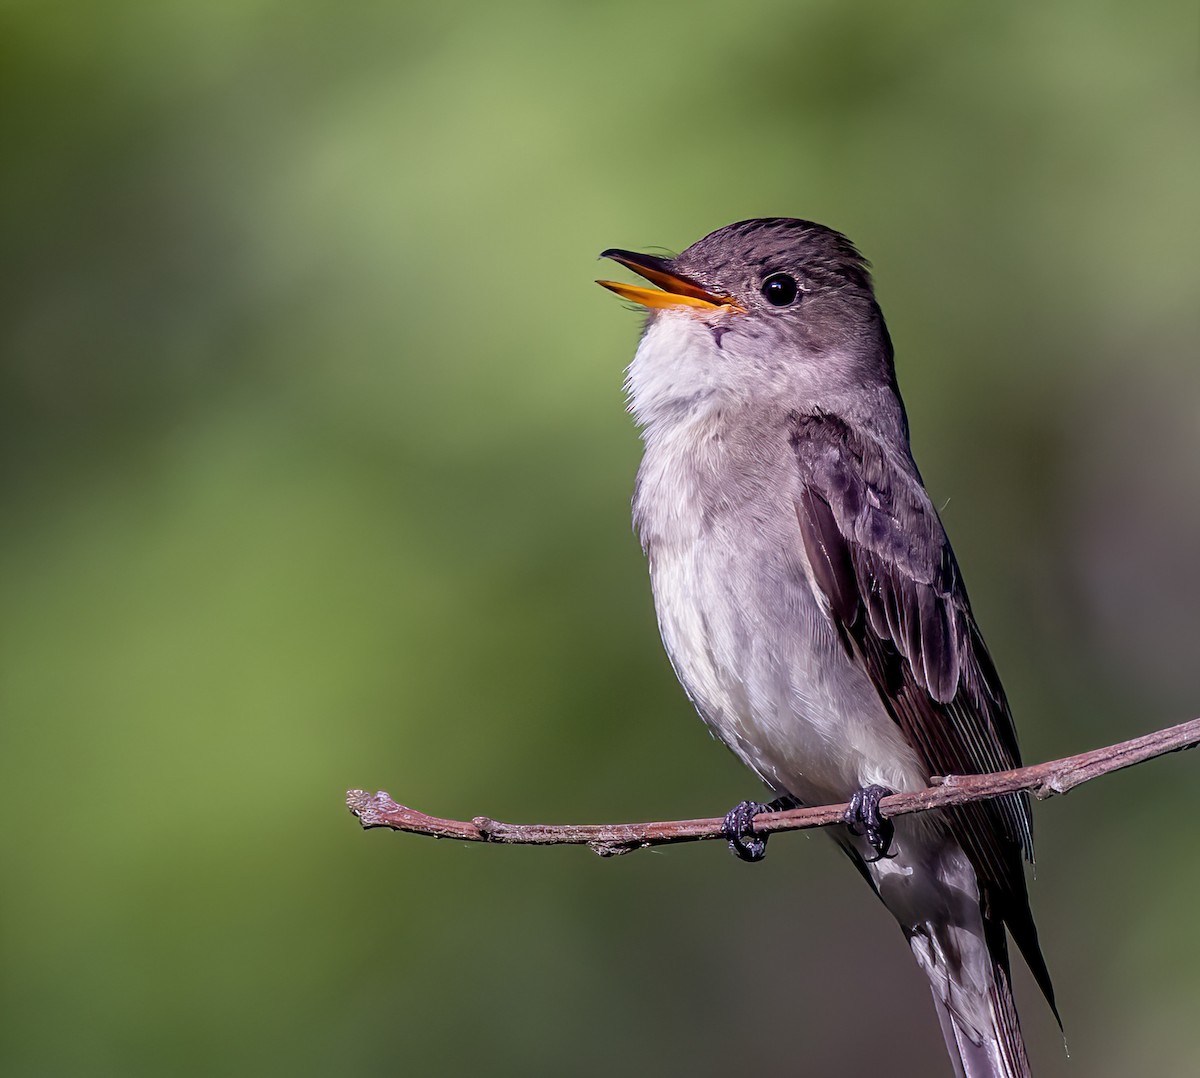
[849,821,1040,1078]
[930,958,1030,1078]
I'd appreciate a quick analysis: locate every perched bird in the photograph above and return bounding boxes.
[598,219,1057,1078]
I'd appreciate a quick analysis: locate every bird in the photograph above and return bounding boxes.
[597,218,1057,1078]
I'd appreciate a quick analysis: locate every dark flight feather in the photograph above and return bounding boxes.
[789,410,1058,1025]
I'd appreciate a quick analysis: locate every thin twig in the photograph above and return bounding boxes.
[346,716,1200,857]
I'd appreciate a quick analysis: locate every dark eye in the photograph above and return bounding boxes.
[761,273,799,306]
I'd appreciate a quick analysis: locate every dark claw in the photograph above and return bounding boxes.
[722,800,768,861]
[843,784,896,862]
[721,796,798,863]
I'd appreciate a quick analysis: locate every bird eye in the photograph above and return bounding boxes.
[761,273,799,306]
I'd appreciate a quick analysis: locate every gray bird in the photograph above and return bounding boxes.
[598,219,1057,1078]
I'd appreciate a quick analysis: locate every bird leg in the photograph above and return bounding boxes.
[721,795,799,862]
[843,785,896,862]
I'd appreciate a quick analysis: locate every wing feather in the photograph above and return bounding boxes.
[790,410,1057,1019]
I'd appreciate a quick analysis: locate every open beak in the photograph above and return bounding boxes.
[596,249,741,312]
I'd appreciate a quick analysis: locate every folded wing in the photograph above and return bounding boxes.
[789,409,1056,1018]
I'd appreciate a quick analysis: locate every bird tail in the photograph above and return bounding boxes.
[928,946,1030,1078]
[904,862,1033,1078]
[856,825,1036,1078]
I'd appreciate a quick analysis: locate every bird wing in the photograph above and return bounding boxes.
[789,409,1056,1014]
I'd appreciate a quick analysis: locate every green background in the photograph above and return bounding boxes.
[2,2,1197,1075]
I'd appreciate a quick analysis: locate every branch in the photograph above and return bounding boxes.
[346,716,1200,857]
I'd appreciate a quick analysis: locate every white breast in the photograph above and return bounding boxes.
[626,311,929,807]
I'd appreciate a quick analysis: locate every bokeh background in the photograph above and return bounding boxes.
[2,2,1197,1075]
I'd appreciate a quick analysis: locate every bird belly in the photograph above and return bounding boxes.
[653,533,996,1039]
[649,533,929,809]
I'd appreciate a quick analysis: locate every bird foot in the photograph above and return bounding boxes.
[721,796,798,863]
[843,785,896,862]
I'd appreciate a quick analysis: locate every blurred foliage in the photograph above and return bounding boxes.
[1,2,1196,1076]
